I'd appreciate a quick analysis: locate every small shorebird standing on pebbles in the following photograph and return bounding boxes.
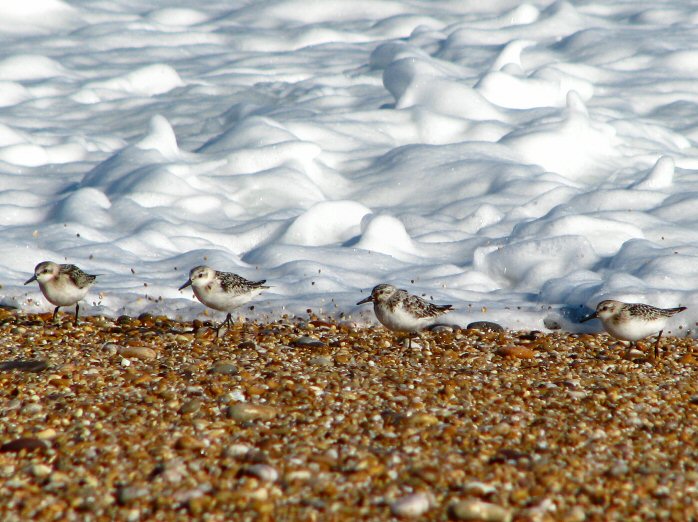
[580,299,687,358]
[179,265,268,338]
[24,261,97,324]
[357,283,453,348]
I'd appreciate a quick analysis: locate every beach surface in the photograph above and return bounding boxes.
[1,311,697,521]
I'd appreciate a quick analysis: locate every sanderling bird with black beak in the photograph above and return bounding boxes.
[580,299,686,358]
[179,265,268,337]
[357,283,453,347]
[24,261,97,324]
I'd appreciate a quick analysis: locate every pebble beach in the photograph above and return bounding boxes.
[1,310,697,521]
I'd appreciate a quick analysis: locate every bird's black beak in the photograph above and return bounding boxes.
[178,279,192,291]
[24,275,37,285]
[356,295,373,305]
[580,311,598,323]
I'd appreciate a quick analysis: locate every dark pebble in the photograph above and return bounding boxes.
[518,331,543,341]
[117,485,149,505]
[291,336,325,347]
[210,361,238,375]
[427,323,459,332]
[0,360,48,372]
[179,399,203,415]
[488,448,528,464]
[0,437,48,453]
[466,321,504,333]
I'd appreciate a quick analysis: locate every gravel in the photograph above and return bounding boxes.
[0,310,697,520]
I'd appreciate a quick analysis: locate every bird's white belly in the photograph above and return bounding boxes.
[194,287,258,313]
[604,317,667,341]
[375,305,431,333]
[40,282,89,307]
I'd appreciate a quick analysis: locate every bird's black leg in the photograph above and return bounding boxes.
[75,303,80,325]
[655,330,664,359]
[216,313,233,339]
[53,306,60,323]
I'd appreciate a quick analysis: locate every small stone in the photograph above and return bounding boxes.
[36,428,57,440]
[390,492,432,518]
[495,346,535,359]
[179,399,202,415]
[428,324,455,333]
[22,403,42,415]
[285,470,312,481]
[102,343,120,355]
[117,485,149,505]
[493,422,511,435]
[466,321,504,333]
[195,327,216,340]
[518,331,544,341]
[218,390,245,404]
[623,347,646,360]
[607,461,629,477]
[243,464,278,483]
[564,506,587,522]
[210,360,238,375]
[223,443,251,458]
[188,495,213,516]
[174,435,206,451]
[309,320,334,329]
[292,336,325,347]
[50,471,71,485]
[406,413,439,427]
[463,481,496,497]
[680,354,697,364]
[242,487,269,501]
[156,459,187,484]
[227,403,277,422]
[30,463,52,478]
[118,346,157,360]
[309,356,333,367]
[510,488,529,503]
[449,500,512,522]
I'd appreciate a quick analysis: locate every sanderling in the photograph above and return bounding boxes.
[24,261,97,324]
[179,265,268,337]
[580,299,686,357]
[357,283,453,347]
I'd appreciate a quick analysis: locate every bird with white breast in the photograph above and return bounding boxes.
[580,299,686,358]
[24,261,97,324]
[179,265,268,338]
[357,283,453,347]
